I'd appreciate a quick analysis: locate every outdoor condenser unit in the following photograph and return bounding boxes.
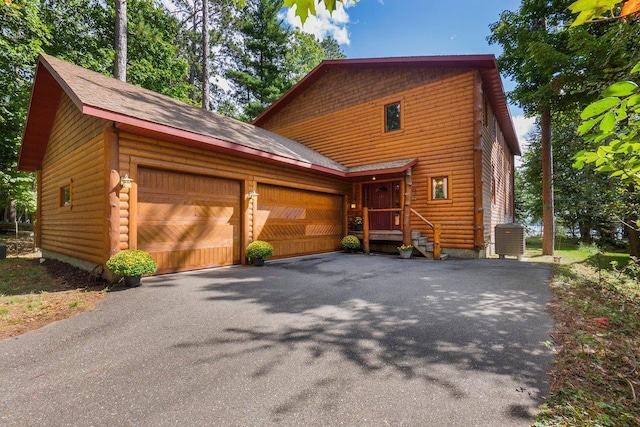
[495,223,525,260]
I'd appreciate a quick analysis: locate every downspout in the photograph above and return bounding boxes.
[472,72,484,252]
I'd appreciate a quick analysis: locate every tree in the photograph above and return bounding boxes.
[320,35,345,60]
[489,1,575,256]
[39,0,192,101]
[569,0,640,256]
[115,0,127,81]
[226,0,293,121]
[0,0,48,222]
[201,0,211,109]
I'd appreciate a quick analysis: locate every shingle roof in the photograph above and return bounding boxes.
[19,54,348,174]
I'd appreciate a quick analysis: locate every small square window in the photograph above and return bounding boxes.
[385,102,401,132]
[60,185,71,207]
[432,177,448,200]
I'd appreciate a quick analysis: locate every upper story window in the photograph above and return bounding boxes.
[384,102,401,132]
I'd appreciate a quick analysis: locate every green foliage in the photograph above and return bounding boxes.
[0,0,48,219]
[245,240,274,260]
[397,244,413,251]
[106,249,158,277]
[340,235,360,251]
[568,0,624,26]
[226,0,346,121]
[226,0,294,121]
[283,0,349,25]
[519,115,618,241]
[573,62,640,187]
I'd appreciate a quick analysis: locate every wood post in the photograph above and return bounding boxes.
[104,125,120,261]
[343,196,349,238]
[403,167,412,246]
[363,207,370,254]
[472,71,485,252]
[433,223,441,260]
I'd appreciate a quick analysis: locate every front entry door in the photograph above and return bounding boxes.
[363,181,401,230]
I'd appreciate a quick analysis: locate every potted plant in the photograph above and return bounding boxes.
[106,249,157,287]
[353,216,363,231]
[397,244,413,259]
[245,240,274,266]
[341,235,361,253]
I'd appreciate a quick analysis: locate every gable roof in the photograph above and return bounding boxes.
[20,54,358,175]
[253,55,521,156]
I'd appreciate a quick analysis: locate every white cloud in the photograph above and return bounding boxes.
[283,0,355,45]
[512,115,536,153]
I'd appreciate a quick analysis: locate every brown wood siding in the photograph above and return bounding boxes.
[39,94,107,264]
[260,68,465,130]
[262,70,478,250]
[482,102,515,256]
[255,184,343,257]
[118,132,349,272]
[137,168,241,274]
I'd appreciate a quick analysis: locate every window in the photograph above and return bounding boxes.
[385,102,401,132]
[431,176,448,200]
[60,185,71,207]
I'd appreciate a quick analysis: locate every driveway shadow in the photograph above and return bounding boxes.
[158,253,552,421]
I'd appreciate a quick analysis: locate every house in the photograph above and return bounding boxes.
[254,56,520,259]
[18,54,519,276]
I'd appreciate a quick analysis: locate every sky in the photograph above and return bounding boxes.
[283,0,536,150]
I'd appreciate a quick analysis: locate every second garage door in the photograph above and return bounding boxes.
[255,184,343,258]
[137,168,241,274]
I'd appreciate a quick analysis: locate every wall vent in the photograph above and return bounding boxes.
[495,223,525,259]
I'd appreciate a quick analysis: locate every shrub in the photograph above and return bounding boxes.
[245,240,274,260]
[341,235,361,251]
[106,249,157,277]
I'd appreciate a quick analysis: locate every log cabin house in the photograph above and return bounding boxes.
[18,54,519,276]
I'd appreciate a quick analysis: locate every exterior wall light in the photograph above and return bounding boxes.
[120,174,134,189]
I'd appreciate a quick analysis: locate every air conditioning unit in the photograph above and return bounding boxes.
[495,223,525,260]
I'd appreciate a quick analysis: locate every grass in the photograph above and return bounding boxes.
[0,257,108,339]
[528,237,640,426]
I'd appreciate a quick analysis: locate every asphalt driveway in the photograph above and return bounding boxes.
[1,253,553,426]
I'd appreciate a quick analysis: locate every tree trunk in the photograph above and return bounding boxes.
[114,0,127,81]
[541,109,554,255]
[201,0,210,111]
[579,219,592,244]
[628,223,639,258]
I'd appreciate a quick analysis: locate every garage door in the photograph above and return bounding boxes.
[255,184,343,258]
[137,168,241,274]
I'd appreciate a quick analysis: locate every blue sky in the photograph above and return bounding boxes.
[283,0,536,148]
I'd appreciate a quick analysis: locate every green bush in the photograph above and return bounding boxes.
[106,249,158,277]
[245,240,274,260]
[341,235,361,251]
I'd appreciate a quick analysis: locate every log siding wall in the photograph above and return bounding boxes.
[261,69,481,251]
[118,132,349,268]
[40,94,107,265]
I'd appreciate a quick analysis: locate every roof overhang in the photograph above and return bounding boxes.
[18,56,418,179]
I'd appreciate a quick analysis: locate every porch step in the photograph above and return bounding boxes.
[411,231,447,260]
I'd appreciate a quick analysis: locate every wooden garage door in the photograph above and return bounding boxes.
[137,168,241,274]
[255,184,343,258]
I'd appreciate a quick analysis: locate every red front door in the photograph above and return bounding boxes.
[363,181,401,230]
